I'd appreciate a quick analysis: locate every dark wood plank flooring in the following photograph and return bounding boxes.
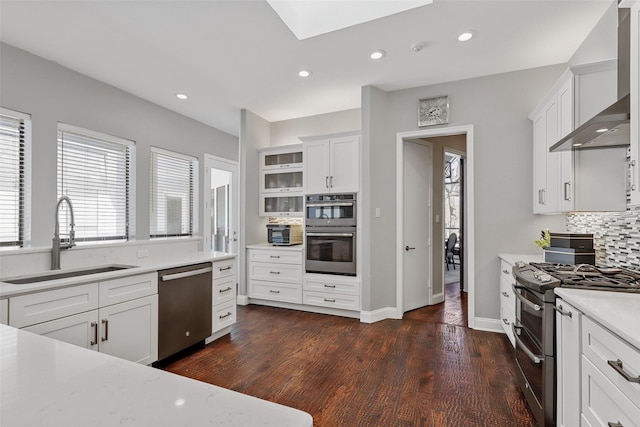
[161,282,535,426]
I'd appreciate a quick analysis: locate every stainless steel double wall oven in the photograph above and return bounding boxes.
[305,193,356,276]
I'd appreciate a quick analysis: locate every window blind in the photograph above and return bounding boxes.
[0,110,29,247]
[150,148,198,238]
[57,125,134,243]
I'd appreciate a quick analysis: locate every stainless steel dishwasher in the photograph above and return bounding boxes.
[157,262,212,361]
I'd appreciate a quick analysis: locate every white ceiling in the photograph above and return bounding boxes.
[0,0,614,137]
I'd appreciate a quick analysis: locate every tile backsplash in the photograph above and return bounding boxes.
[567,207,640,268]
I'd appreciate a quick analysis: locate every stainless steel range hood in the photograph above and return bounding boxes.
[550,7,631,152]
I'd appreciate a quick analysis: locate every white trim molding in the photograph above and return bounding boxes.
[471,317,504,334]
[360,307,402,323]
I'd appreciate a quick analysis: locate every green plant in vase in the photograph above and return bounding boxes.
[534,229,551,249]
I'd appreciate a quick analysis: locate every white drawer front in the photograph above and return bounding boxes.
[583,317,640,407]
[0,299,8,325]
[303,278,360,296]
[250,263,302,283]
[214,276,236,305]
[500,305,515,347]
[250,249,302,265]
[99,273,158,307]
[213,259,236,279]
[250,281,302,304]
[23,310,97,350]
[500,260,515,284]
[581,356,640,427]
[303,291,360,311]
[10,283,99,328]
[499,276,515,313]
[213,300,236,332]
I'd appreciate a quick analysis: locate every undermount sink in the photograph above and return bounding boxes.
[2,265,137,285]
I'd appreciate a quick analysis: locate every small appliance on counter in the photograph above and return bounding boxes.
[544,232,595,265]
[267,223,303,246]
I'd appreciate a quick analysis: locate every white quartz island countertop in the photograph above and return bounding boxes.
[0,323,313,427]
[555,288,640,350]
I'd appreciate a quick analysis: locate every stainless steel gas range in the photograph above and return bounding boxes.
[511,262,640,427]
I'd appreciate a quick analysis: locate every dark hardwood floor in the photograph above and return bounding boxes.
[161,282,535,426]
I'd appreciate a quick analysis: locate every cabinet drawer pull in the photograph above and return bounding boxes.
[279,188,290,192]
[501,291,509,298]
[607,359,640,383]
[324,284,336,288]
[270,255,280,259]
[324,298,336,303]
[91,321,98,346]
[219,286,232,293]
[219,312,232,319]
[269,271,281,275]
[554,305,572,317]
[502,269,509,274]
[502,318,509,325]
[269,290,280,294]
[101,319,109,342]
[279,164,289,168]
[608,422,624,427]
[219,266,232,272]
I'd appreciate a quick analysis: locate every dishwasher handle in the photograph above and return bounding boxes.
[160,266,213,281]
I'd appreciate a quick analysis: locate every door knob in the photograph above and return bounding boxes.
[405,245,416,251]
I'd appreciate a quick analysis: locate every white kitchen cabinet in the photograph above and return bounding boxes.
[211,258,237,336]
[555,298,581,427]
[248,247,303,304]
[623,0,640,206]
[303,274,361,311]
[303,134,360,194]
[498,259,516,347]
[0,299,8,325]
[531,61,619,213]
[259,145,304,217]
[10,272,159,365]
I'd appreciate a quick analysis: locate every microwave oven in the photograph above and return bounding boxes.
[267,224,303,246]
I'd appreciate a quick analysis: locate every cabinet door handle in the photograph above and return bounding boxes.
[631,160,637,191]
[219,312,232,319]
[325,176,329,189]
[101,319,109,342]
[330,176,333,188]
[607,359,640,383]
[563,182,571,201]
[219,286,232,293]
[501,291,509,298]
[608,422,624,427]
[554,305,572,317]
[91,321,98,346]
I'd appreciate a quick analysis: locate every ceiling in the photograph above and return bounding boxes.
[0,0,614,137]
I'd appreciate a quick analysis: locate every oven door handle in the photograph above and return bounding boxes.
[512,324,543,364]
[306,232,354,237]
[511,284,543,311]
[306,203,354,208]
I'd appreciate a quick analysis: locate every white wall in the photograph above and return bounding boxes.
[362,65,569,319]
[0,43,238,249]
[270,109,361,146]
[569,0,618,67]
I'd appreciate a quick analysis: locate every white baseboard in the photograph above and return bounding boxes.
[432,292,444,305]
[472,317,503,334]
[237,295,249,305]
[360,307,401,323]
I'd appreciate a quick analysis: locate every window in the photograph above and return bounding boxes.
[150,147,198,238]
[57,124,135,244]
[0,108,31,248]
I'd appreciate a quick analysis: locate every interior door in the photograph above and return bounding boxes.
[403,140,433,312]
[204,155,238,254]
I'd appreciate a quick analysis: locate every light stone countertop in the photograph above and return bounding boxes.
[0,251,236,298]
[498,253,545,266]
[555,288,640,350]
[0,323,313,427]
[246,242,304,251]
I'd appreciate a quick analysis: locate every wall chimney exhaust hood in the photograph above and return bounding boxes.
[550,7,631,152]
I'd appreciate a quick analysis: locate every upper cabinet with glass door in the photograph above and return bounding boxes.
[259,145,304,217]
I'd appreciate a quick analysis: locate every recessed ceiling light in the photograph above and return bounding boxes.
[175,93,188,100]
[596,128,609,133]
[457,30,476,42]
[370,50,386,60]
[298,70,312,77]
[573,143,583,147]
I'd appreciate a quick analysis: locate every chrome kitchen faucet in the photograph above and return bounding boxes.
[51,195,76,270]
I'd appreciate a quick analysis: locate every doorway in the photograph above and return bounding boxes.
[396,125,476,328]
[203,155,239,254]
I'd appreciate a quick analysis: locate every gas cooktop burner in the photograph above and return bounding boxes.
[529,262,640,293]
